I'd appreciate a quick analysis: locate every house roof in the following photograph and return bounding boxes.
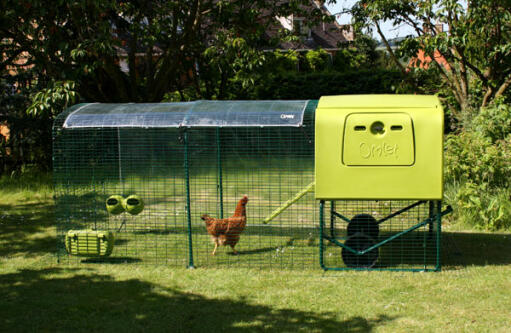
[265,1,353,51]
[113,1,353,56]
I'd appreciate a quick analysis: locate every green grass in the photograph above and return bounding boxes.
[2,173,511,332]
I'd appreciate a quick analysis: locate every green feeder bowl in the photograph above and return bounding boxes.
[106,195,125,215]
[124,195,144,215]
[65,229,114,257]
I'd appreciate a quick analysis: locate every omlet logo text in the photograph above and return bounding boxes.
[280,114,295,119]
[360,142,399,159]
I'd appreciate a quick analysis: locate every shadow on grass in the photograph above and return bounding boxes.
[81,257,142,264]
[0,202,55,257]
[228,246,278,256]
[322,231,511,270]
[442,231,511,268]
[0,268,394,332]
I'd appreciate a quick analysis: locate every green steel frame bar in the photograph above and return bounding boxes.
[330,201,336,239]
[330,200,427,226]
[216,127,224,219]
[356,218,433,255]
[184,131,195,269]
[376,200,426,224]
[331,210,351,224]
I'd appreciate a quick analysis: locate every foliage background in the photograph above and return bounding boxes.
[1,0,511,230]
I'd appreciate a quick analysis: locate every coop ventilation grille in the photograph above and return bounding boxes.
[62,100,310,128]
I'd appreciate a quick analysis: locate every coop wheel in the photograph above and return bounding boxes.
[341,234,379,268]
[106,195,125,215]
[347,214,379,240]
[123,195,144,215]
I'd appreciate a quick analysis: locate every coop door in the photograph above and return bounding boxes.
[342,113,415,166]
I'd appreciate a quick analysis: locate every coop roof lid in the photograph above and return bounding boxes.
[62,100,311,128]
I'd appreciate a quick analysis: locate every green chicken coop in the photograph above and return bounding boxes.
[53,95,450,271]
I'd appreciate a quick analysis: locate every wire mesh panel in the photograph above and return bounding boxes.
[54,101,318,268]
[54,125,189,265]
[320,200,441,271]
[187,125,317,269]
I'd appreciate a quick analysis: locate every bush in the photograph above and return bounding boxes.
[472,101,511,142]
[445,102,511,230]
[271,50,299,73]
[248,69,404,100]
[304,49,331,72]
[445,132,511,188]
[449,182,511,231]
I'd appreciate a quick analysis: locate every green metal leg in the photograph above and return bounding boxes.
[330,201,336,238]
[319,200,326,270]
[216,128,224,219]
[184,131,195,269]
[428,201,434,238]
[436,200,442,271]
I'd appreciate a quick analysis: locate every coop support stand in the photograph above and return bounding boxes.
[184,131,195,269]
[319,200,452,271]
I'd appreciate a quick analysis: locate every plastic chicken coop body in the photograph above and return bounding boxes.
[315,95,443,200]
[315,95,450,271]
[53,96,450,271]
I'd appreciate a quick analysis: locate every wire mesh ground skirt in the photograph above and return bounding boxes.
[54,115,318,269]
[320,200,440,271]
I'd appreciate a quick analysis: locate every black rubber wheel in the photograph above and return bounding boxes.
[347,214,379,240]
[341,234,379,268]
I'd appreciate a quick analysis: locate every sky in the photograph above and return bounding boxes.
[325,0,416,41]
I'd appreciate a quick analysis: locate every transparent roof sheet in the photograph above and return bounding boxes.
[63,100,310,128]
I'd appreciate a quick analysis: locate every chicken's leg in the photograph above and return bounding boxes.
[230,245,238,255]
[212,239,219,255]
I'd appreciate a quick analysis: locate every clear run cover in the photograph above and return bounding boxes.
[62,100,310,128]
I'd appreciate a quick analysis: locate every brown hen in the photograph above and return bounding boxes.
[201,195,248,255]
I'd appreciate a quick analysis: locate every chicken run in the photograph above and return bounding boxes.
[54,96,451,271]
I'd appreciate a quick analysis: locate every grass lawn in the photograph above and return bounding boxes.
[1,173,511,332]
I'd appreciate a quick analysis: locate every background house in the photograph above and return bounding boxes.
[408,24,450,71]
[269,1,354,53]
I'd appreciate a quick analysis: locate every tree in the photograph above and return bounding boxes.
[333,34,381,71]
[1,0,329,103]
[1,0,333,170]
[350,0,511,112]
